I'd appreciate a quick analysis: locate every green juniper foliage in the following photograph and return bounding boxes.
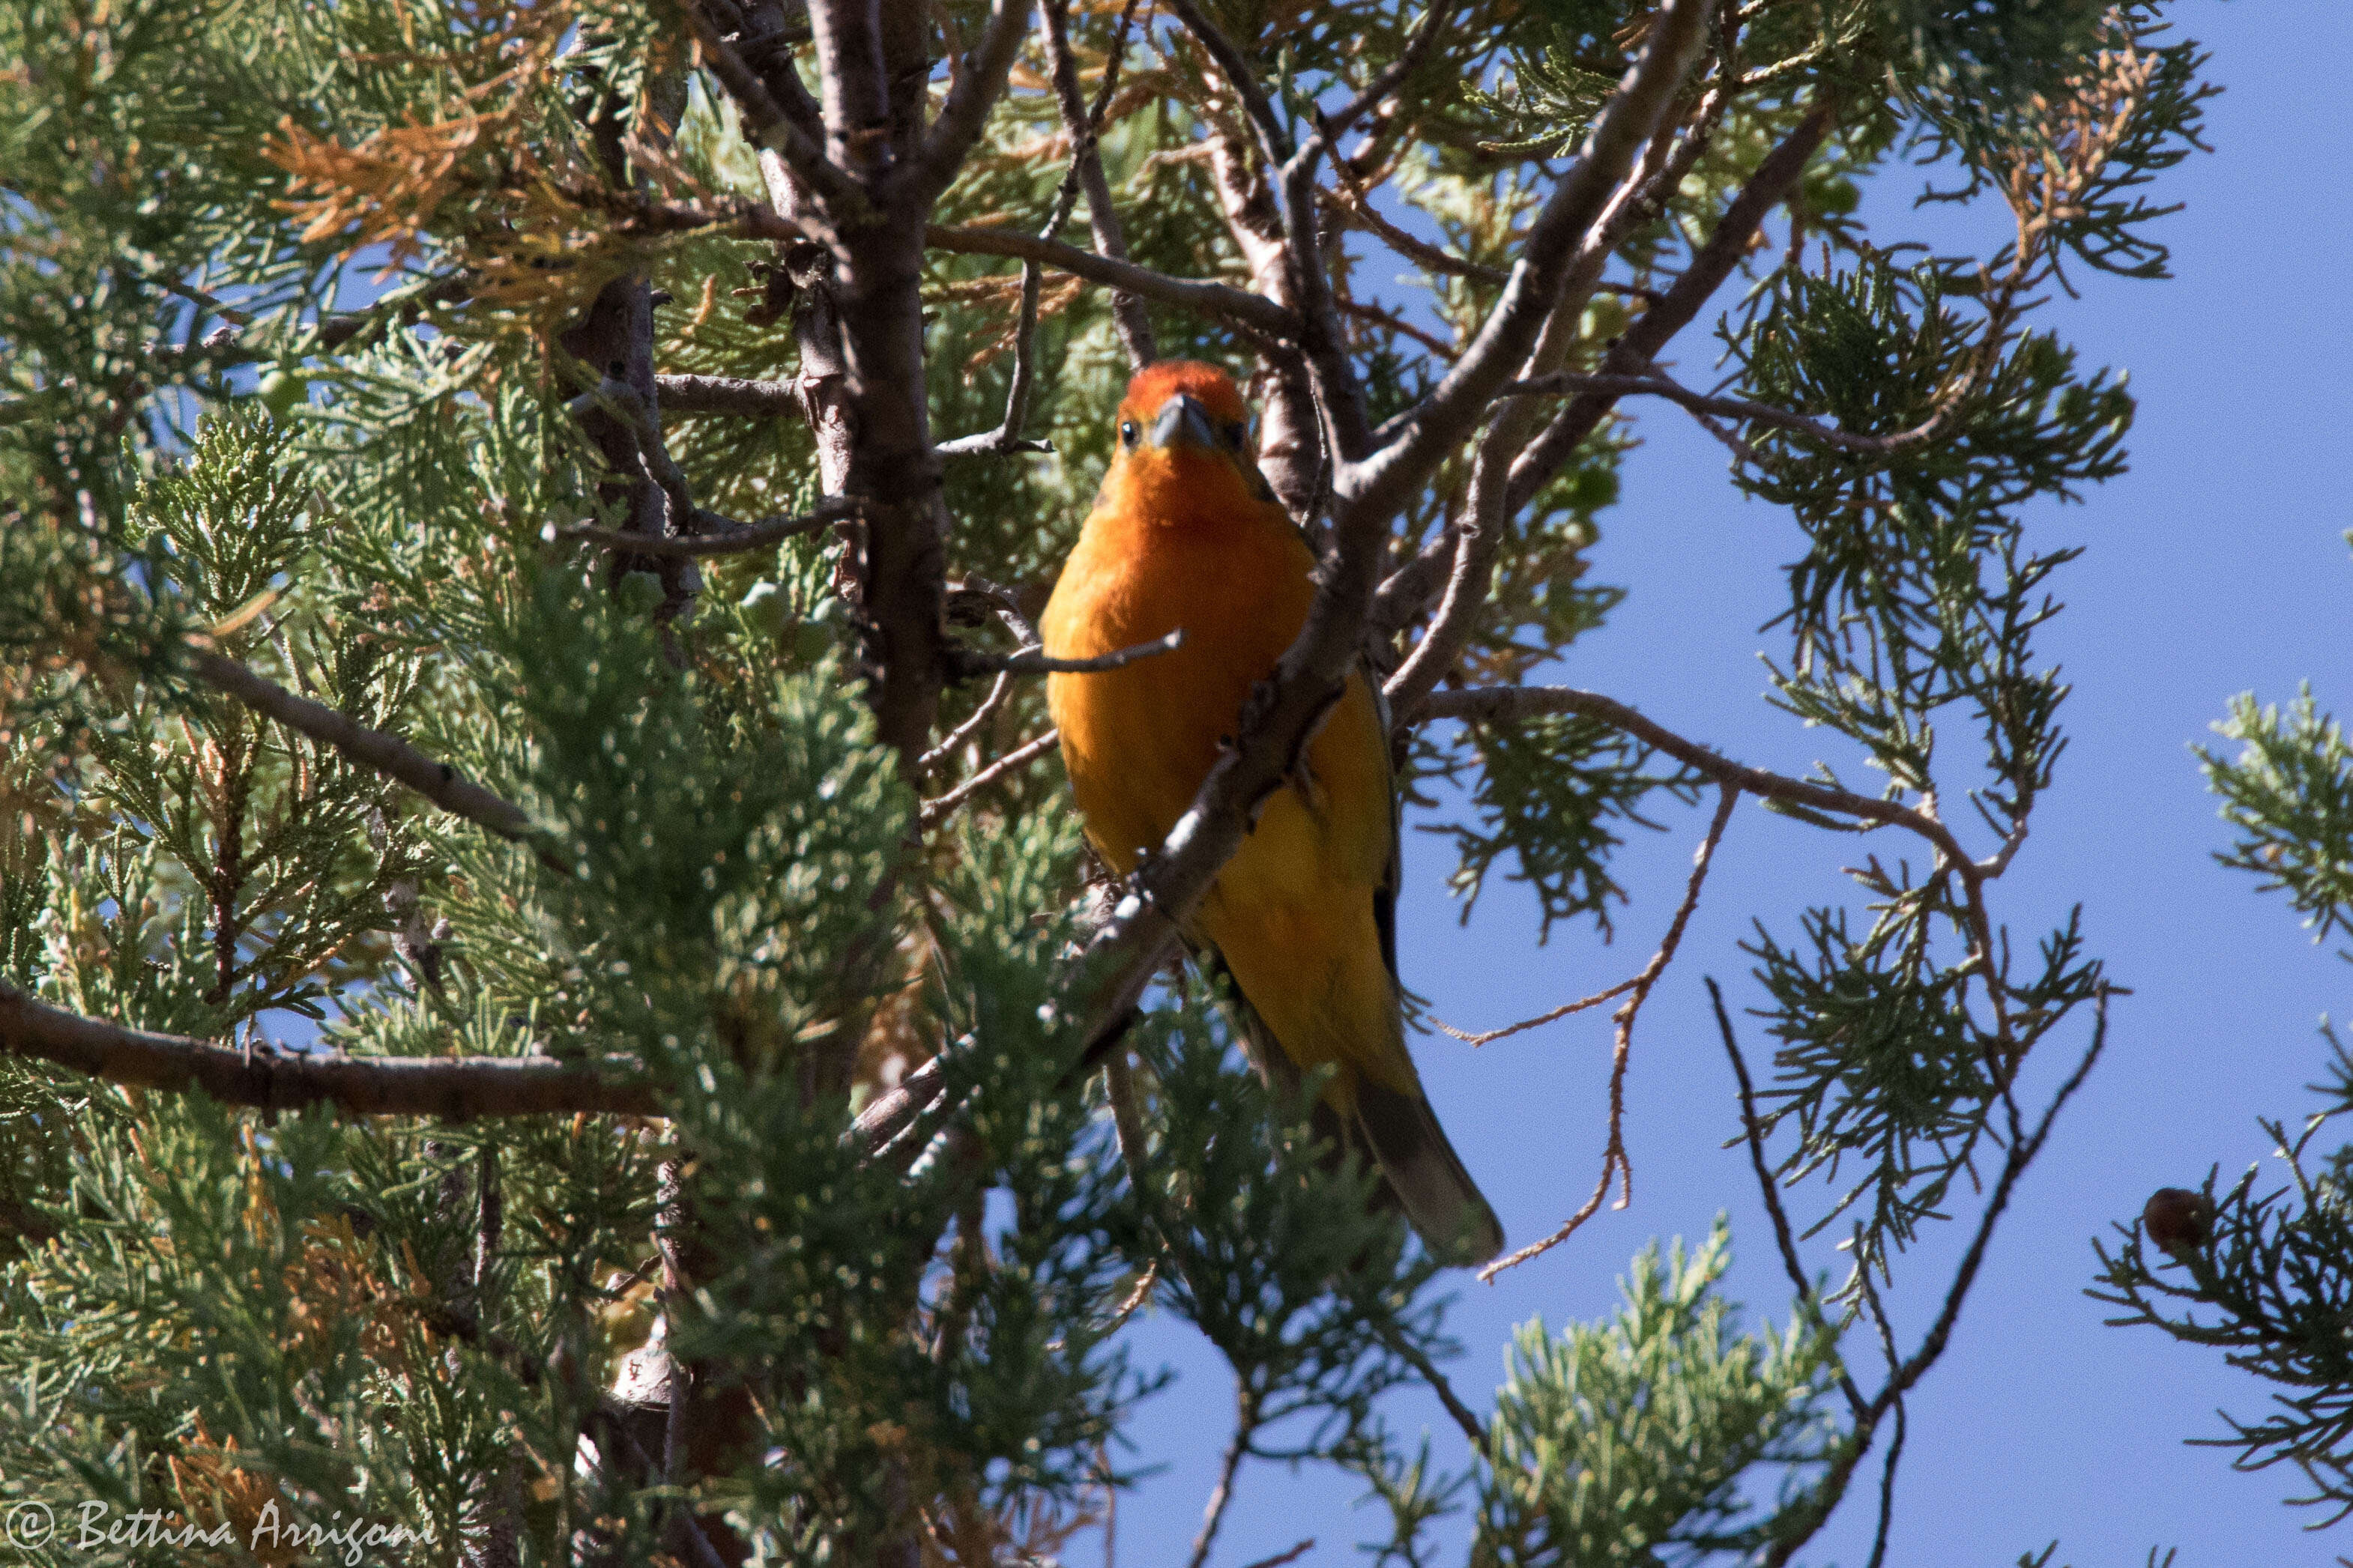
[0,0,2220,1561]
[2092,673,2353,1524]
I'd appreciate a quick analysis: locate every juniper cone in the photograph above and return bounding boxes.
[2141,1187,2216,1256]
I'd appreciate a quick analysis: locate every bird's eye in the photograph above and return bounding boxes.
[1223,421,1248,451]
[1119,420,1138,448]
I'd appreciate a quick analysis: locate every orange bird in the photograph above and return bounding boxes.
[1040,361,1504,1267]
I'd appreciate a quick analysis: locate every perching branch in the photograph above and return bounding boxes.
[0,983,657,1119]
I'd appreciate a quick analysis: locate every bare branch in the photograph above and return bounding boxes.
[913,0,1035,200]
[1159,0,1294,167]
[1481,784,1738,1280]
[1164,0,1377,460]
[1508,369,1959,457]
[919,670,1016,775]
[1039,0,1156,368]
[1378,1322,1489,1457]
[1237,1541,1315,1568]
[1187,1390,1258,1568]
[954,629,1184,679]
[653,372,801,418]
[1431,973,1639,1047]
[1308,1,1452,157]
[918,730,1061,829]
[935,258,1050,457]
[1505,94,1836,515]
[1317,181,1506,285]
[0,983,656,1119]
[1420,684,1980,875]
[1711,977,1870,1420]
[1339,0,1718,530]
[925,225,1296,336]
[185,648,552,861]
[680,1,866,223]
[554,498,864,557]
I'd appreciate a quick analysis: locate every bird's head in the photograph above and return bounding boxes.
[1105,360,1278,519]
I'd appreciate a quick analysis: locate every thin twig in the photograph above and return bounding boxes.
[1380,1324,1489,1458]
[1867,1396,1906,1568]
[1419,685,1981,877]
[1237,1541,1315,1568]
[955,629,1184,679]
[1431,974,1639,1047]
[185,647,555,864]
[554,498,863,557]
[1503,93,1837,517]
[1039,0,1156,367]
[1507,369,1960,457]
[925,224,1295,336]
[933,258,1048,458]
[918,730,1062,829]
[1481,784,1738,1280]
[1317,181,1505,284]
[1710,977,1869,1420]
[1187,1390,1257,1568]
[919,671,1017,775]
[1334,295,1458,361]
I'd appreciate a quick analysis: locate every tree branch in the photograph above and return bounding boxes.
[680,0,866,223]
[1039,0,1156,368]
[1338,0,1718,530]
[185,648,553,862]
[917,729,1060,829]
[1420,685,1980,874]
[1508,369,1958,457]
[951,630,1184,679]
[912,0,1035,201]
[653,372,802,418]
[1479,784,1738,1280]
[924,225,1296,336]
[1710,977,1870,1420]
[1505,94,1835,515]
[554,498,864,557]
[0,983,656,1119]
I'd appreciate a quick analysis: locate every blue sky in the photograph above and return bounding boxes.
[1102,4,2353,1564]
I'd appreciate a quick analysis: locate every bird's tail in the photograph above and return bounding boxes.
[1350,1076,1505,1268]
[1203,949,1504,1268]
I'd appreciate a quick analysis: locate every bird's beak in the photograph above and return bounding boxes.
[1145,393,1220,452]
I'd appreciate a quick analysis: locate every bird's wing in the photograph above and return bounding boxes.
[1365,662,1402,985]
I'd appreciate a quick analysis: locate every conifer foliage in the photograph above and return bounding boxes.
[0,0,2215,1562]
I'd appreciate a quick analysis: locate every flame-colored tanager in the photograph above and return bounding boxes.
[1041,360,1505,1267]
